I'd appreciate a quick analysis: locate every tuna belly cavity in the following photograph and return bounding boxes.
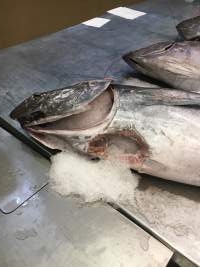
[88,133,148,168]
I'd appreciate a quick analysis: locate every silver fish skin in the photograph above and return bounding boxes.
[10,80,200,186]
[123,41,200,93]
[176,16,200,40]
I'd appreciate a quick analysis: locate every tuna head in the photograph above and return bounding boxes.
[10,80,117,153]
[123,41,200,93]
[176,16,200,40]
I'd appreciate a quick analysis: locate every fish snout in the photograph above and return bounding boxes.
[10,79,112,127]
[123,41,175,63]
[123,51,145,71]
[123,41,175,75]
[10,93,45,126]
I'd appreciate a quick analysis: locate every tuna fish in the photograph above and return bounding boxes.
[123,41,200,93]
[10,80,200,186]
[176,16,200,40]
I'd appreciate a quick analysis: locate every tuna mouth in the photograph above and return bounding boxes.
[123,53,145,70]
[123,54,141,66]
[10,79,112,127]
[25,86,117,135]
[125,57,140,66]
[123,42,175,63]
[123,53,149,74]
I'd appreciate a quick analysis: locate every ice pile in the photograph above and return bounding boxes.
[49,151,140,204]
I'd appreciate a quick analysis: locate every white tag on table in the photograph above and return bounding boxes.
[108,7,146,20]
[82,17,110,28]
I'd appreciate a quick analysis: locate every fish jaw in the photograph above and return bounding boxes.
[11,84,118,154]
[10,79,112,127]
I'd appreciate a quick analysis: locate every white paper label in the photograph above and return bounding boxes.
[108,7,146,20]
[82,17,110,28]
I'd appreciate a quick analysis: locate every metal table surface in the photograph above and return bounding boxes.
[0,186,173,267]
[0,127,49,214]
[0,0,200,266]
[120,177,200,266]
[0,123,173,267]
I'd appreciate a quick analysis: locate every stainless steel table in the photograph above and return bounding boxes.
[0,122,173,267]
[0,0,200,266]
[0,186,172,267]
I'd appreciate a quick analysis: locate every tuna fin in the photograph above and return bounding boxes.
[116,85,200,107]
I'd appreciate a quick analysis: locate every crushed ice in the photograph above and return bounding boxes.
[49,151,140,204]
